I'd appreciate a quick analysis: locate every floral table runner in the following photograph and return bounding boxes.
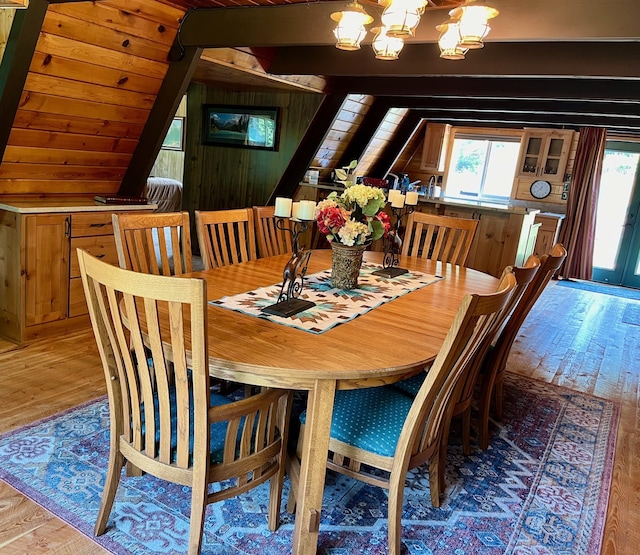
[210,262,443,334]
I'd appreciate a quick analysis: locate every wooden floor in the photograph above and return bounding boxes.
[0,280,638,554]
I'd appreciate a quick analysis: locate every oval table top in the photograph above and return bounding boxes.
[190,249,498,390]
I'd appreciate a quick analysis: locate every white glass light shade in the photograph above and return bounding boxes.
[371,27,404,60]
[436,19,468,60]
[331,2,374,51]
[449,1,499,49]
[380,0,426,38]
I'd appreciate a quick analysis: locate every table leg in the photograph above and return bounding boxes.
[292,379,336,555]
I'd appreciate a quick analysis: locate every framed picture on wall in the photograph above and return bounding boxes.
[202,104,279,151]
[162,117,185,151]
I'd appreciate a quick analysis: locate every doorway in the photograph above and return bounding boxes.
[592,141,640,288]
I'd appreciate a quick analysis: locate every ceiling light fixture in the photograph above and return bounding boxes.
[448,0,499,49]
[331,1,374,51]
[379,0,427,38]
[436,18,468,60]
[329,0,498,61]
[371,26,405,60]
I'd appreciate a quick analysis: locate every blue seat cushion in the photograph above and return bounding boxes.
[390,371,427,398]
[300,387,413,458]
[141,388,233,464]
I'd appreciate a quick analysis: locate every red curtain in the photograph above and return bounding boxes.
[557,128,606,280]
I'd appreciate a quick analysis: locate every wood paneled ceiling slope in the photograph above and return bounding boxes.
[0,0,638,200]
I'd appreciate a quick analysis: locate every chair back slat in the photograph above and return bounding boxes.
[402,212,478,265]
[398,271,516,462]
[113,211,193,276]
[254,205,294,258]
[195,209,257,269]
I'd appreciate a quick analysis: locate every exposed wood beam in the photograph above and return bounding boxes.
[328,77,640,102]
[268,42,640,80]
[337,98,389,169]
[385,97,640,118]
[269,92,346,203]
[170,0,640,48]
[369,109,423,179]
[0,0,47,163]
[411,110,640,132]
[119,45,203,198]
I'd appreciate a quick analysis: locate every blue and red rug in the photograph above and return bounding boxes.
[0,374,618,555]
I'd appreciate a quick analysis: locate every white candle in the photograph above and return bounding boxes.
[298,200,316,221]
[274,197,292,218]
[406,191,419,205]
[291,201,301,220]
[391,194,405,208]
[388,189,399,202]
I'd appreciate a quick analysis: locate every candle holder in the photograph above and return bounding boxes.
[261,218,316,318]
[372,205,415,278]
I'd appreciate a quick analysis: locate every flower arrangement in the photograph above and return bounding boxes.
[315,183,391,246]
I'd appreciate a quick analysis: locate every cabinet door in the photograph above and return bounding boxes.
[420,123,450,173]
[24,214,70,326]
[539,131,572,181]
[516,131,546,178]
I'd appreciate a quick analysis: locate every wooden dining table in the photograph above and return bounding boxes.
[189,249,498,555]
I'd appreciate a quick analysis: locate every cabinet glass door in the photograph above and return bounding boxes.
[593,141,640,288]
[542,138,565,176]
[521,135,543,175]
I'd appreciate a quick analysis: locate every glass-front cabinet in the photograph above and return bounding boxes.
[516,129,574,182]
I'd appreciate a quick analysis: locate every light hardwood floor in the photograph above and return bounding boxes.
[0,281,638,554]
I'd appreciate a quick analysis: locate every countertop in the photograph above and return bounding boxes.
[418,195,532,214]
[0,196,156,214]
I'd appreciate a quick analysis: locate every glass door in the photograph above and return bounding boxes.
[592,141,640,288]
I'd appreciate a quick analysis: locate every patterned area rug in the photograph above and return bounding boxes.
[0,375,618,555]
[557,279,640,301]
[210,262,442,334]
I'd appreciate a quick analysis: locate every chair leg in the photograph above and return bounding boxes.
[94,449,125,535]
[388,467,407,555]
[478,369,497,451]
[428,454,442,508]
[187,472,208,555]
[494,372,505,420]
[461,407,472,456]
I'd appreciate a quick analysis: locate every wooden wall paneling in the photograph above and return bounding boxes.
[2,146,132,167]
[0,9,16,62]
[8,129,138,153]
[0,180,122,196]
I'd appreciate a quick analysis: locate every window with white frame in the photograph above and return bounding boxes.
[444,130,522,202]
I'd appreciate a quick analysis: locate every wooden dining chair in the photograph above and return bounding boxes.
[112,211,193,276]
[478,242,568,445]
[401,212,479,265]
[289,270,516,555]
[77,249,292,555]
[253,205,293,258]
[195,208,257,269]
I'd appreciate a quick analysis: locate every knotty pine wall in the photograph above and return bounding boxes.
[0,10,15,62]
[0,0,186,196]
[182,82,323,216]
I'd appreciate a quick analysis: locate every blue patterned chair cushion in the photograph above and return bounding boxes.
[141,389,233,464]
[390,371,427,398]
[300,387,413,458]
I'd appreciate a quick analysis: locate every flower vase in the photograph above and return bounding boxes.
[330,242,366,290]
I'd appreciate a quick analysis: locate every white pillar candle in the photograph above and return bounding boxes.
[298,200,316,221]
[405,191,419,205]
[391,194,405,208]
[387,189,399,202]
[291,201,301,220]
[274,197,292,218]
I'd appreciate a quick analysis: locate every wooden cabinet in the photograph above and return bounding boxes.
[0,204,152,344]
[516,129,574,182]
[533,213,564,256]
[420,123,450,173]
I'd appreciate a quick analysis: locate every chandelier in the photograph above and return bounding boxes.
[330,0,499,60]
